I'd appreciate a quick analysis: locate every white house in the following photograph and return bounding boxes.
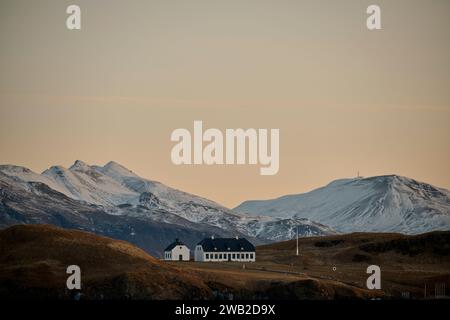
[194,236,255,262]
[164,239,190,261]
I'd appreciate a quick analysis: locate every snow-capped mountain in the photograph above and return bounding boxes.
[237,216,336,241]
[234,175,450,234]
[0,165,67,195]
[0,170,239,256]
[0,161,334,244]
[43,162,136,206]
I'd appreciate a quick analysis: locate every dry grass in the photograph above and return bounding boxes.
[169,231,450,299]
[0,224,211,299]
[1,225,448,300]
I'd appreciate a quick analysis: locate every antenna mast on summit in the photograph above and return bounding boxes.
[296,226,299,256]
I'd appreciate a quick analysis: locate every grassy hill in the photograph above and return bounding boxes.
[254,231,450,298]
[0,224,211,299]
[168,232,449,299]
[1,224,448,300]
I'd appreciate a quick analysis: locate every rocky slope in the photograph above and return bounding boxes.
[0,161,336,250]
[235,175,450,234]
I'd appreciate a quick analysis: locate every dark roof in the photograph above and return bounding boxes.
[164,239,186,251]
[197,238,255,252]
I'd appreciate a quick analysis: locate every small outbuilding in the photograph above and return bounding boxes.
[164,239,190,261]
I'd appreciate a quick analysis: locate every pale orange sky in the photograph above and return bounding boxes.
[1,0,449,208]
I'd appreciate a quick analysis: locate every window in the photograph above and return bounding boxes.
[206,253,209,259]
[219,254,222,259]
[250,253,253,259]
[232,254,235,259]
[215,254,218,259]
[241,253,244,259]
[246,253,249,259]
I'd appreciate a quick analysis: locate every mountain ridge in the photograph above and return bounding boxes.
[0,161,336,252]
[234,175,450,234]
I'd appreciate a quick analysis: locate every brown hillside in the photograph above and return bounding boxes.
[255,231,450,298]
[1,226,448,300]
[257,231,450,265]
[0,224,211,300]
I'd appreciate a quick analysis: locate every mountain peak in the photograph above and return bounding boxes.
[325,178,358,188]
[102,161,135,177]
[104,160,123,168]
[325,175,417,189]
[69,160,90,171]
[43,165,67,174]
[0,164,33,174]
[235,174,450,234]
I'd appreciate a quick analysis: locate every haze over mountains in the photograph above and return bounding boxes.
[0,161,334,256]
[1,160,449,257]
[235,175,450,234]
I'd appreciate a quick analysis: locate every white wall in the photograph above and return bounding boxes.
[165,245,190,261]
[194,248,255,262]
[194,245,204,261]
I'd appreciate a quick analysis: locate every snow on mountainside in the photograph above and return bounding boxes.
[94,161,238,222]
[0,165,67,195]
[0,170,242,256]
[234,175,450,234]
[0,161,333,241]
[41,160,136,206]
[239,216,336,241]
